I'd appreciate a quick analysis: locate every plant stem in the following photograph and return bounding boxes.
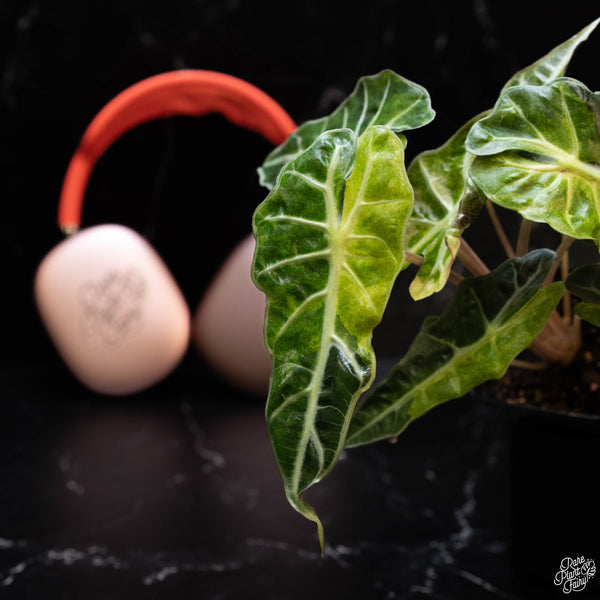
[516,218,533,257]
[561,243,572,323]
[456,238,490,276]
[543,235,575,286]
[510,358,551,370]
[485,200,515,258]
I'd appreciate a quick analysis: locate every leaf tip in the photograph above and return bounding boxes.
[287,492,326,555]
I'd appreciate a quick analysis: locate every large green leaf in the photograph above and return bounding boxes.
[566,262,600,325]
[258,70,435,190]
[466,78,600,245]
[406,114,486,299]
[502,17,600,91]
[252,125,413,548]
[400,20,598,301]
[346,250,563,448]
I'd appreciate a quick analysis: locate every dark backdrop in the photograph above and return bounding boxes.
[2,1,599,367]
[2,4,600,600]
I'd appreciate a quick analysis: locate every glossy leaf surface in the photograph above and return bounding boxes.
[252,126,413,546]
[400,19,598,301]
[406,114,485,299]
[466,78,600,245]
[346,250,563,447]
[258,70,434,190]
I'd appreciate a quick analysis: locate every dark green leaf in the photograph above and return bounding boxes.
[566,262,600,325]
[252,126,413,547]
[566,262,600,303]
[258,70,435,190]
[346,250,563,447]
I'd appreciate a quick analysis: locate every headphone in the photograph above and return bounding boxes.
[34,70,296,396]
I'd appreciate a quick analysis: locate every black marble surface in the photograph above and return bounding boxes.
[2,1,600,598]
[0,358,556,600]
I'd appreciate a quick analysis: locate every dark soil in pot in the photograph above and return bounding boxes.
[495,324,600,415]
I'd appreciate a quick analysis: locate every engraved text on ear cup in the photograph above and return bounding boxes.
[35,224,190,395]
[78,269,146,346]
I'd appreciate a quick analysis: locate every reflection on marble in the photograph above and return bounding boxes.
[0,362,575,599]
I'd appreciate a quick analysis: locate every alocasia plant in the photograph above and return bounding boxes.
[251,17,600,550]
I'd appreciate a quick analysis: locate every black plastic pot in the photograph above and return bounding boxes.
[505,400,600,593]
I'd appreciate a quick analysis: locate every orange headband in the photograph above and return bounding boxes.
[58,70,297,232]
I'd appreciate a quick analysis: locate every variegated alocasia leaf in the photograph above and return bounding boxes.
[466,78,600,245]
[400,19,599,301]
[406,114,486,300]
[252,125,413,548]
[346,250,563,448]
[258,70,435,190]
[501,17,600,91]
[566,262,600,326]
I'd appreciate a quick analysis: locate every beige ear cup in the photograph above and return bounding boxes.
[34,224,190,395]
[192,234,271,396]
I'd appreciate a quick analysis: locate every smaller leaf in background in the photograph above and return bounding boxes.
[502,17,600,91]
[400,18,600,302]
[258,70,435,190]
[573,303,600,327]
[253,125,412,549]
[566,263,600,326]
[346,250,563,448]
[466,78,600,245]
[406,113,487,299]
[566,263,600,303]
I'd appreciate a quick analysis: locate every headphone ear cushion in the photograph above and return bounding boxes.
[35,224,190,395]
[192,234,271,396]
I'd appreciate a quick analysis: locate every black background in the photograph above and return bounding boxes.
[2,0,599,365]
[1,2,600,599]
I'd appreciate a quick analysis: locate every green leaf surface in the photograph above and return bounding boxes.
[252,126,413,547]
[406,113,487,299]
[565,262,600,303]
[574,302,600,327]
[258,70,435,190]
[401,17,599,301]
[502,18,600,91]
[346,250,563,448]
[566,262,600,325]
[466,78,600,244]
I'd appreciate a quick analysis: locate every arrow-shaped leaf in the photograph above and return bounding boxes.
[252,126,413,548]
[466,78,600,245]
[258,70,435,190]
[346,250,563,448]
[400,19,599,301]
[406,113,486,300]
[502,17,600,91]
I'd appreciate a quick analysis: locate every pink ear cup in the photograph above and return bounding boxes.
[192,234,271,395]
[39,70,296,395]
[35,224,190,395]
